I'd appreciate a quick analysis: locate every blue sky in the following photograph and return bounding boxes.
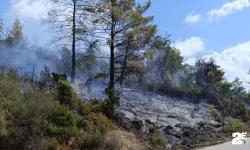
[1,0,250,88]
[145,0,250,54]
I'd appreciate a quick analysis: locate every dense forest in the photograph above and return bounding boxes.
[0,0,250,150]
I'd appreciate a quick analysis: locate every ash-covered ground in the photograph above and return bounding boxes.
[73,81,214,127]
[73,81,227,149]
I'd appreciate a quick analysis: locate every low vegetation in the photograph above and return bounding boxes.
[150,129,167,150]
[0,67,118,150]
[208,105,221,122]
[225,119,243,135]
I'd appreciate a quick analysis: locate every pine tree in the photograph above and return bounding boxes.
[5,19,25,47]
[90,0,157,108]
[44,0,91,83]
[10,19,23,39]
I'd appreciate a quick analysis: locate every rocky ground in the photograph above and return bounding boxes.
[116,89,230,149]
[73,82,231,149]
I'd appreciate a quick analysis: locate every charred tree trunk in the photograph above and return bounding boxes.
[115,37,130,85]
[108,6,115,100]
[71,0,76,83]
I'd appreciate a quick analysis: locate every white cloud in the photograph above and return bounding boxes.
[7,0,50,21]
[208,0,250,21]
[173,37,205,57]
[186,41,250,89]
[184,13,201,24]
[3,0,52,45]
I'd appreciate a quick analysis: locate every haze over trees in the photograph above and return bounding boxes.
[88,0,157,103]
[43,0,93,83]
[0,0,250,150]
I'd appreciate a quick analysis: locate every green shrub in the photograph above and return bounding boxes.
[143,81,202,98]
[40,104,83,142]
[94,72,108,79]
[84,112,116,134]
[235,102,250,122]
[56,80,77,108]
[208,105,221,121]
[103,88,120,118]
[102,98,120,118]
[0,76,57,150]
[7,69,19,81]
[69,107,116,150]
[0,110,8,136]
[39,66,55,90]
[0,68,117,149]
[52,72,66,83]
[76,99,103,115]
[226,119,242,134]
[222,101,250,122]
[150,129,167,150]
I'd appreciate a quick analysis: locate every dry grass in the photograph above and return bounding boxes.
[102,130,151,150]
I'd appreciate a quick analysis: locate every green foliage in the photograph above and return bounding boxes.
[40,104,82,142]
[39,66,54,90]
[165,48,183,75]
[76,99,103,116]
[5,19,25,47]
[195,58,225,87]
[0,110,8,136]
[193,59,224,104]
[93,0,157,103]
[150,129,167,150]
[0,68,117,149]
[72,102,116,150]
[147,44,184,86]
[126,61,147,76]
[9,19,24,39]
[103,88,120,118]
[52,72,66,83]
[143,81,202,98]
[0,75,57,150]
[225,119,242,134]
[76,50,97,75]
[94,72,109,79]
[140,40,250,125]
[151,35,171,50]
[102,98,119,118]
[84,112,116,134]
[230,78,247,102]
[56,80,77,108]
[234,102,250,122]
[208,105,221,121]
[7,69,19,81]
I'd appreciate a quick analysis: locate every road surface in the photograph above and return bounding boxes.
[198,138,250,150]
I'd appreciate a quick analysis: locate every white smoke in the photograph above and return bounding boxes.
[0,41,58,76]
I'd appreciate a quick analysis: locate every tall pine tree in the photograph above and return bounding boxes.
[91,0,157,106]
